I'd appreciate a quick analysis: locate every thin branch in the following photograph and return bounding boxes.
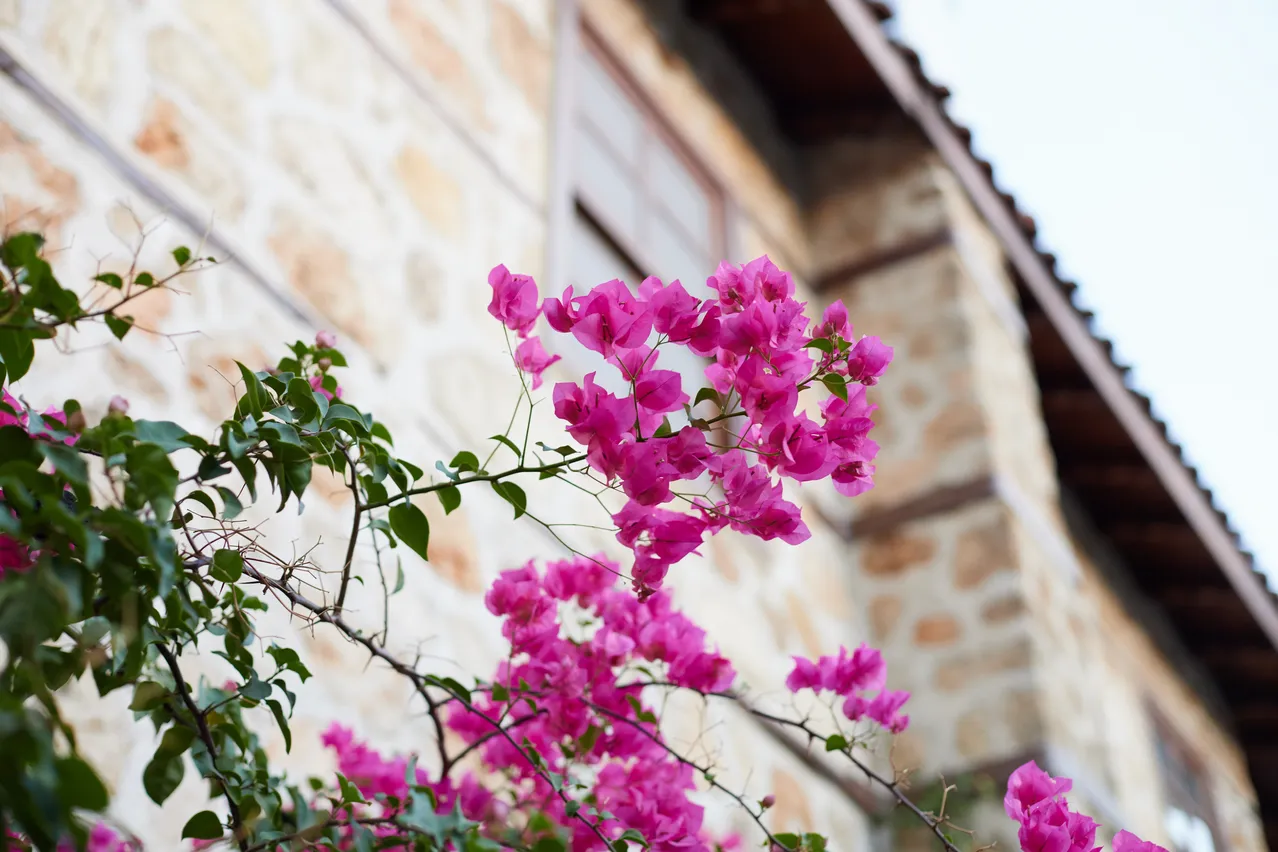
[155,643,250,852]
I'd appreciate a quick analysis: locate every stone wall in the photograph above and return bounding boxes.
[805,136,1266,849]
[0,0,880,847]
[0,0,1266,849]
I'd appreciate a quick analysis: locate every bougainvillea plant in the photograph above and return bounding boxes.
[0,230,1168,852]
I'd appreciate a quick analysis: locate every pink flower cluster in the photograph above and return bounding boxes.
[1005,762,1167,852]
[488,265,561,390]
[1,387,76,446]
[1,387,78,580]
[784,645,910,733]
[321,725,502,829]
[488,256,891,597]
[445,554,737,850]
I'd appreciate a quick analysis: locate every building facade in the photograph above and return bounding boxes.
[0,0,1272,849]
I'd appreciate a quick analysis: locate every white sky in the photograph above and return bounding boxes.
[892,0,1278,585]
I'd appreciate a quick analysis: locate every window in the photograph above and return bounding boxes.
[557,28,726,396]
[1151,709,1221,852]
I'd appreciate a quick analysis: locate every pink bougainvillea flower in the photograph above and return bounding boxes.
[514,335,560,390]
[315,329,338,349]
[1112,830,1168,852]
[0,388,26,429]
[487,264,540,337]
[310,374,342,402]
[846,335,893,385]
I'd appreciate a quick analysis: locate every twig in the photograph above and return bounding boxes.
[155,643,250,852]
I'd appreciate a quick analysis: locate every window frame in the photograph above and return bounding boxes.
[569,24,727,292]
[1148,705,1224,852]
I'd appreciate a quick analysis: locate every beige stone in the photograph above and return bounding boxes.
[981,593,1025,624]
[43,0,114,109]
[923,399,985,452]
[868,594,903,641]
[106,349,167,401]
[309,465,354,510]
[147,27,246,139]
[861,530,936,577]
[268,211,366,345]
[182,0,274,88]
[785,588,823,658]
[291,6,356,106]
[914,613,962,646]
[389,0,488,129]
[405,252,444,322]
[491,0,551,114]
[418,497,482,594]
[900,382,927,409]
[954,516,1012,590]
[0,0,17,27]
[185,339,270,423]
[134,97,246,220]
[0,120,81,246]
[769,767,813,833]
[134,99,189,169]
[955,709,989,758]
[935,639,1032,691]
[396,145,464,239]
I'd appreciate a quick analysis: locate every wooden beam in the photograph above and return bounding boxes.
[823,0,1278,650]
[848,473,996,537]
[812,226,952,292]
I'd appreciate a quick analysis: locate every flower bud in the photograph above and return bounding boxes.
[107,395,130,416]
[760,794,776,810]
[318,357,332,372]
[315,329,337,349]
[832,359,849,376]
[66,410,87,433]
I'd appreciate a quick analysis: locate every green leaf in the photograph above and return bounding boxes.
[804,833,828,852]
[322,403,364,432]
[235,362,268,419]
[450,451,480,473]
[215,486,243,520]
[211,549,243,583]
[388,501,430,560]
[130,681,170,711]
[39,442,87,485]
[773,834,801,850]
[534,838,568,852]
[0,329,36,382]
[55,756,109,811]
[94,271,124,289]
[184,490,218,516]
[125,443,179,518]
[267,698,292,752]
[489,434,520,457]
[336,773,367,806]
[821,373,849,402]
[104,313,134,340]
[142,749,185,805]
[824,734,848,752]
[625,695,657,725]
[436,485,461,515]
[133,420,191,452]
[371,422,394,445]
[156,724,196,757]
[181,810,222,841]
[804,337,834,353]
[172,246,192,267]
[693,387,721,408]
[491,481,526,519]
[612,829,649,850]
